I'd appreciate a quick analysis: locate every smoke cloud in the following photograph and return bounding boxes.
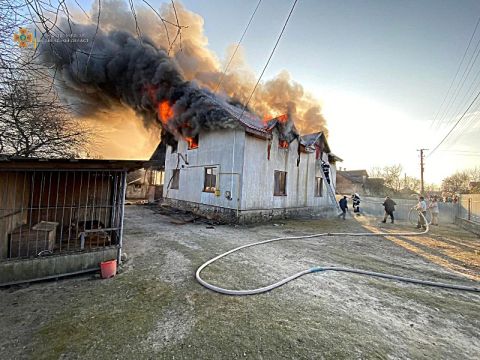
[40,0,328,158]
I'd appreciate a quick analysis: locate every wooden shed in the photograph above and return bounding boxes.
[0,158,145,285]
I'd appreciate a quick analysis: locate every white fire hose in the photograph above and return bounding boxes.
[195,213,480,295]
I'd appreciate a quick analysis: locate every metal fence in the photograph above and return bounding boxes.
[0,170,126,260]
[458,194,480,224]
[357,196,457,223]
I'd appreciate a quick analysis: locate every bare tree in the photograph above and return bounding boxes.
[0,0,186,158]
[0,78,91,157]
[442,168,480,195]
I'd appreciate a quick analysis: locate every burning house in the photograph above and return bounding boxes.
[152,100,341,222]
[39,22,340,222]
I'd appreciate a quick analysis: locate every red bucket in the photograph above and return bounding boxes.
[100,260,117,279]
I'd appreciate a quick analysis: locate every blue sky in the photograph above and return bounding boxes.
[76,0,480,183]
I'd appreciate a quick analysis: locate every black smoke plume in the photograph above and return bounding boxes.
[39,22,257,143]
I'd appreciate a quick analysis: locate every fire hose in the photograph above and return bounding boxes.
[195,213,480,295]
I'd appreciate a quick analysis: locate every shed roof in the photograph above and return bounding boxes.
[0,157,148,171]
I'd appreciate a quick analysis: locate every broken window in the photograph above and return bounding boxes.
[315,177,323,197]
[204,167,217,192]
[274,171,287,196]
[171,169,180,189]
[278,140,289,149]
[187,135,199,150]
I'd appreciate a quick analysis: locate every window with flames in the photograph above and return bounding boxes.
[204,167,217,192]
[187,135,199,150]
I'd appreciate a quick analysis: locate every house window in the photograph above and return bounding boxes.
[170,169,180,189]
[315,177,323,197]
[187,135,199,150]
[279,140,289,149]
[204,167,217,192]
[274,171,287,196]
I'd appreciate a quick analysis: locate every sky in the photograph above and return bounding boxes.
[79,0,480,183]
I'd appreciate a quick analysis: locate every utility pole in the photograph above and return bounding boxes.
[417,149,428,195]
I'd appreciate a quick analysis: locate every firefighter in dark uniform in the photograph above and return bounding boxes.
[321,160,331,184]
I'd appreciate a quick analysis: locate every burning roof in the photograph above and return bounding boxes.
[39,22,303,146]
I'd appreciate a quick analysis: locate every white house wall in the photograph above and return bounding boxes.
[163,129,245,210]
[241,131,332,211]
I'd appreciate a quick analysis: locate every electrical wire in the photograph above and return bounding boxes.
[431,16,480,129]
[213,0,262,94]
[238,0,299,120]
[196,214,480,295]
[434,19,480,130]
[428,88,480,158]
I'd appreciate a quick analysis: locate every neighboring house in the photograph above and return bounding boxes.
[0,157,145,285]
[126,168,164,204]
[336,170,390,196]
[469,181,480,193]
[154,111,341,222]
[336,170,369,195]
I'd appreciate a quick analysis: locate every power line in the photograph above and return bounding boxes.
[428,88,480,158]
[239,0,299,119]
[435,27,480,130]
[213,0,262,94]
[430,16,480,129]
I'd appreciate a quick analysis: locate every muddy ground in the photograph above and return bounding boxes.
[1,205,479,359]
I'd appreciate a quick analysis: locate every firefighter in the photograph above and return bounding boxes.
[321,160,331,184]
[352,193,361,213]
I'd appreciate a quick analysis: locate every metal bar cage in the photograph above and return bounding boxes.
[0,170,126,261]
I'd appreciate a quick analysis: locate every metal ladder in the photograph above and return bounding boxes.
[320,168,343,214]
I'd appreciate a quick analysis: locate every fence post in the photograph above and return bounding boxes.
[468,198,471,221]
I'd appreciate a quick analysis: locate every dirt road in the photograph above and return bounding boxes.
[1,206,479,359]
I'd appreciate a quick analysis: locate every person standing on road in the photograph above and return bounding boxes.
[338,196,348,220]
[429,196,439,226]
[382,196,396,223]
[415,196,428,229]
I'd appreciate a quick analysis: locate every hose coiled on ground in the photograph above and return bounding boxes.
[195,214,480,295]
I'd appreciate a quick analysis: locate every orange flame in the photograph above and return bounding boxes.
[158,101,174,124]
[186,136,199,149]
[279,140,289,149]
[263,113,288,127]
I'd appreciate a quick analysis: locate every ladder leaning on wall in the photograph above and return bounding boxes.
[319,169,343,214]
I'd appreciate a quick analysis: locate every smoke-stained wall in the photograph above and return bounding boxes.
[163,129,245,211]
[162,127,336,220]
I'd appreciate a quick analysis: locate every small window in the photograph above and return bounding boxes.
[279,140,289,149]
[187,135,199,150]
[315,177,323,197]
[274,171,287,196]
[170,169,180,189]
[134,183,142,190]
[204,167,217,192]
